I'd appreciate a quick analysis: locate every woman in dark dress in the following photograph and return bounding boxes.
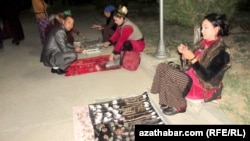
[1,0,25,45]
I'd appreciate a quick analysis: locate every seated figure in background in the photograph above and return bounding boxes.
[91,5,117,42]
[103,5,145,61]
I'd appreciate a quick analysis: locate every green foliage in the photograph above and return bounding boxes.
[163,0,239,27]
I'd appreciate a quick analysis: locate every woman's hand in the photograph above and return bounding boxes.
[97,26,104,30]
[103,41,111,48]
[74,46,83,53]
[178,43,195,60]
[109,54,114,61]
[177,43,188,54]
[91,24,101,29]
[182,49,195,60]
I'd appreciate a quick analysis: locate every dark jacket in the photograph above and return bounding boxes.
[40,24,75,67]
[103,12,116,31]
[184,38,231,89]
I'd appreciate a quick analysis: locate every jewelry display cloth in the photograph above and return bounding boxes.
[73,91,167,141]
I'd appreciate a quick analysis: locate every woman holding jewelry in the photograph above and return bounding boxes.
[151,13,231,115]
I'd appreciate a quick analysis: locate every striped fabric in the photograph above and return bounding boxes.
[151,63,190,108]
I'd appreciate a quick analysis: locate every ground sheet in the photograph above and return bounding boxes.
[65,55,121,76]
[73,91,166,141]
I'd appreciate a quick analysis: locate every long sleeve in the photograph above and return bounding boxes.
[192,50,230,81]
[55,29,74,52]
[111,25,133,53]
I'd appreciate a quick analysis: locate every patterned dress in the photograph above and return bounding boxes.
[32,0,49,47]
[1,0,25,44]
[151,63,192,108]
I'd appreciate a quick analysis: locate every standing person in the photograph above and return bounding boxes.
[150,13,231,116]
[103,5,145,61]
[91,5,116,42]
[32,0,49,47]
[1,0,25,45]
[40,16,83,75]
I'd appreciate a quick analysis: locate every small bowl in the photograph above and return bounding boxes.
[95,119,101,125]
[108,107,113,111]
[105,112,112,117]
[112,100,118,105]
[113,104,120,109]
[96,109,102,113]
[103,117,112,123]
[151,112,156,115]
[102,103,109,107]
[112,109,119,114]
[96,112,103,116]
[114,114,122,119]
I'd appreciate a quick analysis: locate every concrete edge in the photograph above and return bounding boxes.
[140,52,235,124]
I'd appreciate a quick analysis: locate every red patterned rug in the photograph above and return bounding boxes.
[65,55,121,76]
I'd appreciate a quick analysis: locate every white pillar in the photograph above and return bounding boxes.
[154,0,170,59]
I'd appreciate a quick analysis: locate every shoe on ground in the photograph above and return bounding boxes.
[51,68,66,75]
[105,58,121,69]
[160,105,168,110]
[12,39,20,45]
[162,106,186,116]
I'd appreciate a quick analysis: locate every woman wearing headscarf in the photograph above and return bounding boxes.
[1,0,25,45]
[103,5,145,61]
[91,5,117,42]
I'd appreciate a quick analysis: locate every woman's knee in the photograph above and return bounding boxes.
[122,41,133,51]
[157,62,168,70]
[64,52,77,61]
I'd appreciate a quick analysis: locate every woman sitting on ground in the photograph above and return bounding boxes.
[103,5,145,61]
[150,13,231,116]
